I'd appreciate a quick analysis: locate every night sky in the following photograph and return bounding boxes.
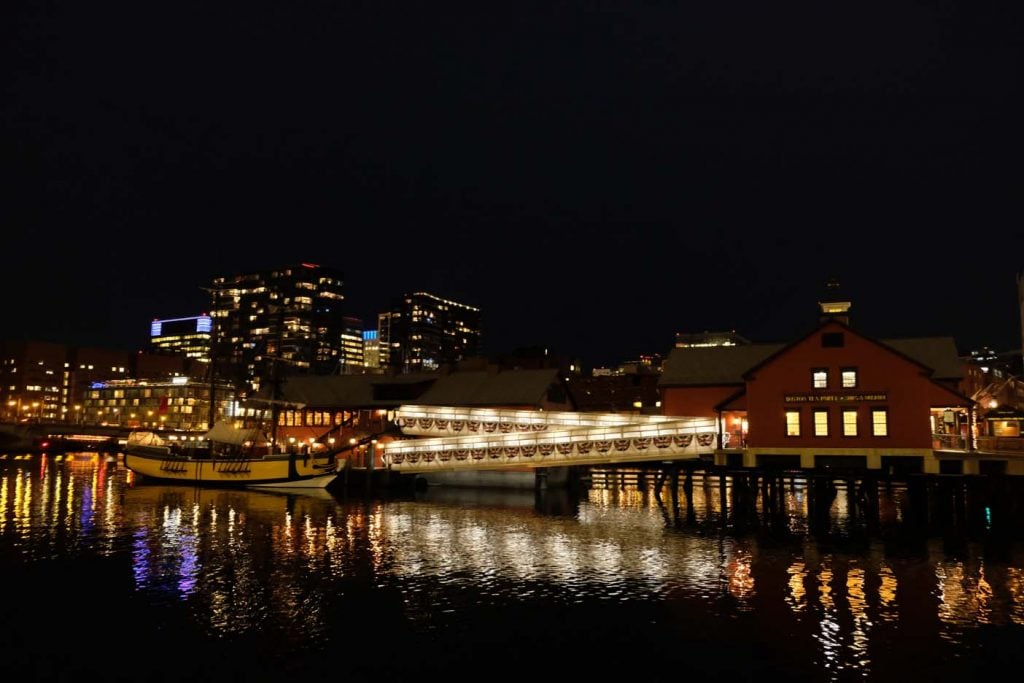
[3,2,1023,368]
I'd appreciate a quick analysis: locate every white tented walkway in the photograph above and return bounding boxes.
[384,405,720,472]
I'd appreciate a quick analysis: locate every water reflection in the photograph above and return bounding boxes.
[1,456,1024,680]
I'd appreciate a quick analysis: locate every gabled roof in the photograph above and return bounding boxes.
[267,373,439,409]
[879,337,963,381]
[415,368,564,407]
[658,344,784,387]
[659,319,965,388]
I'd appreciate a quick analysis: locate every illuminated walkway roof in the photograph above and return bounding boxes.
[385,405,718,472]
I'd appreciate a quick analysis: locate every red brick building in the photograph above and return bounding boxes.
[658,309,1004,475]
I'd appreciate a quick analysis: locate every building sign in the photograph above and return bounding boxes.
[784,392,887,404]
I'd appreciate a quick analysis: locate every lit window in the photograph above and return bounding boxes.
[872,409,888,436]
[814,409,829,436]
[842,409,857,436]
[841,368,857,388]
[785,410,800,436]
[812,368,828,389]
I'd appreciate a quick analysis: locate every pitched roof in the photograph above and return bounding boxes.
[268,373,439,409]
[415,368,563,407]
[879,337,963,381]
[659,328,964,388]
[658,344,784,387]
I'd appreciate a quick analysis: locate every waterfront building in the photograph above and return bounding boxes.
[658,292,990,475]
[0,340,66,422]
[382,291,481,373]
[148,315,213,361]
[208,263,347,396]
[413,367,572,412]
[259,366,571,467]
[79,376,236,431]
[1,340,204,425]
[258,371,440,458]
[960,348,1024,446]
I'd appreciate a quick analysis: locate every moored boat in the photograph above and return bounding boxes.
[124,421,341,488]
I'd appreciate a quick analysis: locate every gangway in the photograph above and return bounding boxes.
[386,406,719,473]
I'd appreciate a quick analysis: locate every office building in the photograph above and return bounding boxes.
[339,316,364,374]
[208,263,347,395]
[382,291,482,373]
[148,315,213,361]
[362,329,383,371]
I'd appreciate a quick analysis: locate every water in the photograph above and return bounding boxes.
[2,453,1024,682]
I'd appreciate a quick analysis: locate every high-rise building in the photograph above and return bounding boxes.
[149,315,213,361]
[383,291,482,372]
[209,263,347,395]
[339,316,364,374]
[377,311,396,368]
[362,329,383,371]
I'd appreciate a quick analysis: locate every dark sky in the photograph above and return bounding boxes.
[3,2,1023,368]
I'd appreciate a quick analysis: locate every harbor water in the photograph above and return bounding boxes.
[2,452,1024,681]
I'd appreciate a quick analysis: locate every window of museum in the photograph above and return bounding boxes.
[814,409,829,437]
[872,409,888,436]
[842,409,857,436]
[812,368,828,389]
[785,410,800,437]
[822,332,845,348]
[841,368,858,388]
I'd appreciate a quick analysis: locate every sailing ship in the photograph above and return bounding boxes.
[123,307,340,489]
[123,420,341,488]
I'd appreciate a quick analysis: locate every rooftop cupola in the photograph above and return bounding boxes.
[818,277,852,325]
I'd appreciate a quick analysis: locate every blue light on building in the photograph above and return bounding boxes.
[150,315,212,337]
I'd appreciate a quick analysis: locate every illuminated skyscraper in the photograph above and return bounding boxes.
[362,329,383,370]
[148,315,213,361]
[208,263,346,395]
[383,291,482,372]
[339,316,364,374]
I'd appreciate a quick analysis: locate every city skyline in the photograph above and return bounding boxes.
[4,3,1022,367]
[5,268,1023,374]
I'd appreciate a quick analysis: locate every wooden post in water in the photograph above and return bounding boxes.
[365,442,375,495]
[719,469,728,520]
